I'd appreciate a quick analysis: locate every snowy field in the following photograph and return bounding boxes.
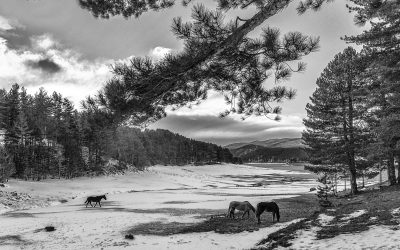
[0,163,317,250]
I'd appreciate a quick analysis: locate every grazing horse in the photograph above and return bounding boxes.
[226,201,256,219]
[85,195,107,208]
[256,201,280,224]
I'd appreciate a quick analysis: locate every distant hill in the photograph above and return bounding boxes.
[225,138,307,162]
[104,127,239,169]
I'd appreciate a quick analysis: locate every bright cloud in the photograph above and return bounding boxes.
[149,46,172,61]
[0,15,12,30]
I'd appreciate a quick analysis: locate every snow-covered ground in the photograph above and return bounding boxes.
[0,163,316,250]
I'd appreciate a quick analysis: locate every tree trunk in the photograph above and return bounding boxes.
[347,75,358,194]
[362,173,365,188]
[397,155,400,184]
[387,138,397,185]
[349,160,358,194]
[387,149,397,185]
[342,80,358,195]
[334,174,338,195]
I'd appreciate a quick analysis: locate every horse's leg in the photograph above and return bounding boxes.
[257,208,263,224]
[99,201,101,207]
[272,213,275,222]
[241,210,246,219]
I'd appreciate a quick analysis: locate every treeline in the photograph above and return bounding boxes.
[230,145,308,163]
[0,84,236,181]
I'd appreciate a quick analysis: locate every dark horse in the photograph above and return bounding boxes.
[256,201,280,224]
[85,195,107,208]
[227,201,256,219]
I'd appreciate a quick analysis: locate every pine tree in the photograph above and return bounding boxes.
[303,47,373,194]
[0,145,14,182]
[14,111,31,145]
[32,88,51,139]
[0,89,6,131]
[4,84,20,144]
[61,98,83,178]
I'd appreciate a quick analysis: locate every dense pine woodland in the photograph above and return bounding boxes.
[0,84,236,181]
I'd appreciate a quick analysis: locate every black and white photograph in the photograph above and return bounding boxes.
[0,0,400,249]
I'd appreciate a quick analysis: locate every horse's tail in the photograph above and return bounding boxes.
[275,204,280,222]
[226,204,232,217]
[84,198,89,204]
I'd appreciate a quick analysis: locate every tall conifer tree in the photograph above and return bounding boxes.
[303,47,372,194]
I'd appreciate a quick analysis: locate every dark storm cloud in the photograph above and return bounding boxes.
[150,114,303,145]
[0,26,33,50]
[25,58,62,74]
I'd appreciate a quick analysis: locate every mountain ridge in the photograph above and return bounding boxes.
[225,138,305,150]
[225,138,307,162]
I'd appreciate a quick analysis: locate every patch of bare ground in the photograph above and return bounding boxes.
[0,235,30,247]
[127,194,319,236]
[0,189,65,212]
[253,218,312,250]
[254,185,400,249]
[162,201,198,204]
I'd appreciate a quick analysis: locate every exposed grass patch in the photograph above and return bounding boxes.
[0,235,28,245]
[253,219,310,250]
[127,216,264,235]
[162,201,198,204]
[316,213,371,239]
[126,194,319,236]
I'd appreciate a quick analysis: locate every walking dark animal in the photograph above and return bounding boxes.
[85,195,107,208]
[256,201,280,224]
[226,201,256,219]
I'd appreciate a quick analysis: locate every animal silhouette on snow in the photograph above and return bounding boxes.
[85,195,107,208]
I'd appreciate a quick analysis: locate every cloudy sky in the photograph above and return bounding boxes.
[0,0,363,145]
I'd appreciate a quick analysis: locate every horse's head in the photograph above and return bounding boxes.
[103,195,107,200]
